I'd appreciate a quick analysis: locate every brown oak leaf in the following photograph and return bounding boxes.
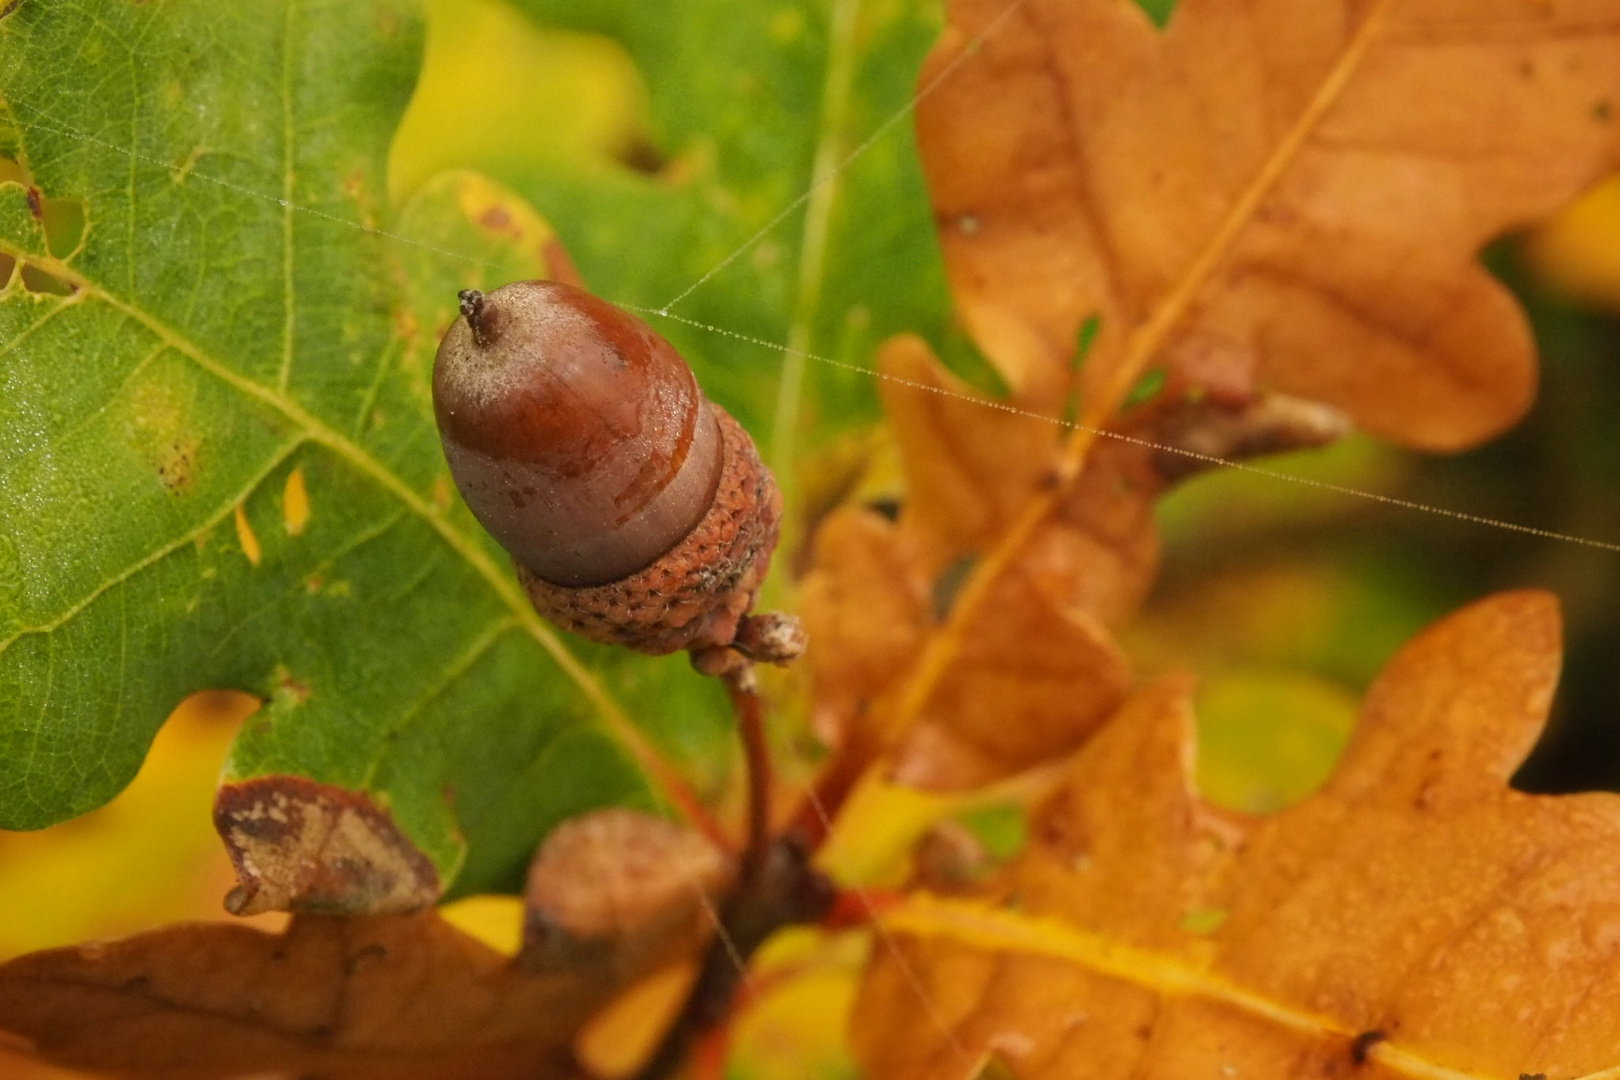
[522,808,733,983]
[804,334,1346,793]
[803,337,1155,789]
[214,776,440,917]
[918,0,1620,449]
[852,591,1620,1078]
[0,812,731,1080]
[0,914,595,1080]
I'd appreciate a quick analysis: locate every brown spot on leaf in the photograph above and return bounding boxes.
[214,776,440,916]
[40,196,85,257]
[616,135,667,176]
[153,439,195,493]
[272,665,310,706]
[431,472,455,510]
[1349,1030,1386,1065]
[24,185,40,219]
[478,204,515,235]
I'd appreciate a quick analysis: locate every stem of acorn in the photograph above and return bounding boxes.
[457,289,489,347]
[723,664,774,888]
[624,646,832,1080]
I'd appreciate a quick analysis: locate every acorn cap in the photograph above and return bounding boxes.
[432,281,723,588]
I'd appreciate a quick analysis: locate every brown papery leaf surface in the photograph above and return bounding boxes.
[0,915,594,1080]
[800,332,1338,789]
[801,336,1160,790]
[854,591,1620,1079]
[0,812,732,1079]
[921,0,1620,448]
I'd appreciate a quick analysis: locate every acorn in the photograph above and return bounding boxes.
[433,280,796,663]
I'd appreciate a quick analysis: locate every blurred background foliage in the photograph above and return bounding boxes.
[2,0,1617,1076]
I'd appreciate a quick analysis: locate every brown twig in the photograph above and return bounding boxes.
[624,621,825,1080]
[628,834,836,1080]
[722,664,774,887]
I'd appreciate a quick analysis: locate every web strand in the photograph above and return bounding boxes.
[637,307,1620,556]
[9,36,1616,560]
[8,16,1620,1069]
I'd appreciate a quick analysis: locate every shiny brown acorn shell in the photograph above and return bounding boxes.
[516,406,781,656]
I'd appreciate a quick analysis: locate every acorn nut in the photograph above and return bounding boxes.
[432,280,794,661]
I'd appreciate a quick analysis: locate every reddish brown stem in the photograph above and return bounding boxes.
[723,666,774,886]
[628,836,836,1080]
[626,655,831,1080]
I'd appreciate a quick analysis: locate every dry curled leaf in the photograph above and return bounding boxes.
[804,322,1348,794]
[0,914,604,1080]
[801,505,933,747]
[0,812,734,1080]
[855,591,1620,1079]
[920,0,1620,448]
[522,808,733,982]
[877,334,1062,577]
[804,337,1161,789]
[215,776,440,917]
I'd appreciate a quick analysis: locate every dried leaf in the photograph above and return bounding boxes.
[806,339,1156,789]
[801,496,1133,791]
[919,0,1620,448]
[878,335,1061,576]
[855,591,1620,1078]
[0,807,740,1080]
[0,914,608,1080]
[801,507,930,746]
[891,566,1131,791]
[215,777,440,917]
[522,808,733,981]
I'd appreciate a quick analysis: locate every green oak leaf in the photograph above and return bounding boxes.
[484,0,990,476]
[0,0,732,901]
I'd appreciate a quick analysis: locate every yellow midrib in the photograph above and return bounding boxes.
[879,0,1403,750]
[885,893,1612,1080]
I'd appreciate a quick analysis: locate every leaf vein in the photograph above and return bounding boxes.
[0,437,306,657]
[0,238,680,813]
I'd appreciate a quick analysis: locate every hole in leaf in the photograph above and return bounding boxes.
[1064,313,1102,426]
[970,1054,1019,1080]
[1124,367,1168,408]
[1131,0,1177,28]
[41,196,85,257]
[0,157,26,187]
[0,253,14,289]
[19,262,72,295]
[954,802,1027,862]
[1074,313,1101,372]
[1179,906,1228,936]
